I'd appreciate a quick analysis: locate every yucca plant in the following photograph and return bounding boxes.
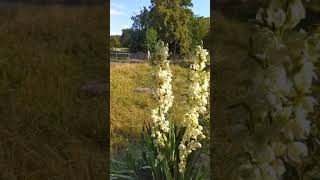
[143,41,210,180]
[110,140,153,179]
[110,40,210,179]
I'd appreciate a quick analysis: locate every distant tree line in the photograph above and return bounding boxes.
[111,0,210,59]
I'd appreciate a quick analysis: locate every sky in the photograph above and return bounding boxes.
[110,0,210,35]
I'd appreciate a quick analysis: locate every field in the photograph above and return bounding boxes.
[109,11,251,177]
[0,5,108,179]
[113,3,319,179]
[110,63,191,157]
[1,2,318,179]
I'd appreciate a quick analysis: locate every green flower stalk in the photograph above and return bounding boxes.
[178,45,210,174]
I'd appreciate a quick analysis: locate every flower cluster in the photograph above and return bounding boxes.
[178,45,210,174]
[235,1,320,179]
[150,41,174,161]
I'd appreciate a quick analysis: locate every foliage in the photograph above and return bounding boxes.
[132,6,150,31]
[110,140,153,180]
[120,28,146,53]
[190,16,210,51]
[150,0,193,56]
[121,0,210,57]
[129,0,194,56]
[110,35,121,48]
[120,28,132,48]
[145,27,158,58]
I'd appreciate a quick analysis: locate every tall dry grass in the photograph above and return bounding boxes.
[110,63,190,158]
[0,5,107,179]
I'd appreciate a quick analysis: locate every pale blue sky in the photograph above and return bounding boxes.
[110,0,210,35]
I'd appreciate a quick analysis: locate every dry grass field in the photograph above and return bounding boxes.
[110,63,191,157]
[0,5,108,179]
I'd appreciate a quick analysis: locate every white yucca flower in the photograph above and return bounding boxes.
[150,41,174,161]
[178,45,210,174]
[236,1,319,179]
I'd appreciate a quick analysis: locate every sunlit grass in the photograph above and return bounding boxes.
[110,63,190,157]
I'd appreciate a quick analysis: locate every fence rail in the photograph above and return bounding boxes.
[111,51,148,60]
[111,50,197,64]
[111,52,129,60]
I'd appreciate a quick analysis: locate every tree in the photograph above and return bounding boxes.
[120,29,133,48]
[129,29,146,52]
[131,7,150,31]
[110,35,121,48]
[145,27,158,54]
[129,0,210,57]
[190,16,210,50]
[131,0,194,57]
[150,0,193,57]
[145,27,158,63]
[120,28,146,53]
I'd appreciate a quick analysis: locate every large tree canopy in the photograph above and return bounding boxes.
[121,0,210,57]
[131,0,194,57]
